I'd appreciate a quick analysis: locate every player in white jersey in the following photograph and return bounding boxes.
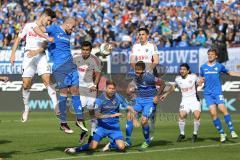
[10,8,58,122]
[130,27,159,73]
[73,41,102,143]
[171,63,201,142]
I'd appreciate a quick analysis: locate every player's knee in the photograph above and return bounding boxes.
[22,83,31,90]
[90,143,97,150]
[141,117,148,125]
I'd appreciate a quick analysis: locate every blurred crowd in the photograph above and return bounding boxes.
[1,0,240,50]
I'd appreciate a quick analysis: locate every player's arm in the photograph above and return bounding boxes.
[27,41,48,58]
[150,44,159,70]
[0,76,9,82]
[33,26,54,43]
[90,57,102,92]
[159,82,175,102]
[227,71,240,77]
[130,45,136,69]
[10,37,22,65]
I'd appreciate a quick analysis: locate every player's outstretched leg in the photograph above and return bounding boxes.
[192,110,201,142]
[125,111,133,147]
[149,105,157,141]
[210,105,226,142]
[21,78,32,122]
[218,104,238,138]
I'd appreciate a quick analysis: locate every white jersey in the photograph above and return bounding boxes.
[131,41,158,72]
[18,22,47,51]
[73,54,101,88]
[174,74,199,102]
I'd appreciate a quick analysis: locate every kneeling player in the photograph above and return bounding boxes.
[171,63,201,142]
[64,80,138,153]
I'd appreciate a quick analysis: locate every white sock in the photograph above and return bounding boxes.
[179,119,185,135]
[193,119,200,135]
[91,119,98,136]
[22,89,30,112]
[47,86,58,109]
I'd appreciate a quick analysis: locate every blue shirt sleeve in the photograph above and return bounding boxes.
[46,25,56,34]
[116,93,128,110]
[200,66,204,77]
[220,64,229,74]
[94,98,102,112]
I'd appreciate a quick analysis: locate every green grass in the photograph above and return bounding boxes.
[0,112,240,160]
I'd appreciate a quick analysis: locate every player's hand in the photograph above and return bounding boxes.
[27,50,38,58]
[133,118,140,128]
[198,77,205,85]
[153,96,158,104]
[0,76,9,82]
[111,113,123,118]
[10,54,15,65]
[90,85,97,92]
[47,37,54,43]
[159,94,167,102]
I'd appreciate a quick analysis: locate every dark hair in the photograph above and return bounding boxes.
[81,41,92,50]
[207,48,218,56]
[138,27,149,35]
[43,8,56,18]
[135,61,146,70]
[180,63,191,74]
[106,80,116,87]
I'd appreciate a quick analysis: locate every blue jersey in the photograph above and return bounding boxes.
[200,62,229,95]
[46,24,76,72]
[94,93,128,130]
[133,72,157,98]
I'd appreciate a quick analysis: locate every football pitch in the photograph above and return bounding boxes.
[0,112,240,160]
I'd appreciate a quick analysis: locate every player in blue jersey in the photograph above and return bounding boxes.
[64,80,138,153]
[33,18,88,134]
[126,61,159,150]
[200,48,240,142]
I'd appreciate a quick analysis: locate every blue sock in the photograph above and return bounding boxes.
[142,124,150,144]
[213,118,224,134]
[59,95,67,123]
[125,120,133,143]
[76,143,90,152]
[72,95,83,120]
[224,114,235,132]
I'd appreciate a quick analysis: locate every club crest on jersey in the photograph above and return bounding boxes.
[112,100,116,105]
[214,67,218,71]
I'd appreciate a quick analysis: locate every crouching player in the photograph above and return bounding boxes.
[64,80,139,153]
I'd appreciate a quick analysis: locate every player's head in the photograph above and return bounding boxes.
[81,41,92,59]
[179,63,191,77]
[63,17,76,34]
[105,80,116,98]
[207,48,218,63]
[40,8,56,26]
[138,27,149,44]
[135,61,145,77]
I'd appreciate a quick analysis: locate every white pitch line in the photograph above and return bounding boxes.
[44,142,240,160]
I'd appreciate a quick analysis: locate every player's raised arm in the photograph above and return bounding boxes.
[33,25,54,43]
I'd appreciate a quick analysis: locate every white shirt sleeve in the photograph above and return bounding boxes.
[18,24,28,39]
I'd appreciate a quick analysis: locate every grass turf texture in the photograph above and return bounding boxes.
[0,112,240,160]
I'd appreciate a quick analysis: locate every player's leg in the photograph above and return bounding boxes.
[209,105,226,142]
[103,129,125,152]
[149,103,157,141]
[21,77,32,122]
[140,99,154,150]
[37,55,59,116]
[177,110,187,142]
[40,73,59,116]
[125,110,134,147]
[59,88,74,134]
[218,103,238,138]
[192,110,201,142]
